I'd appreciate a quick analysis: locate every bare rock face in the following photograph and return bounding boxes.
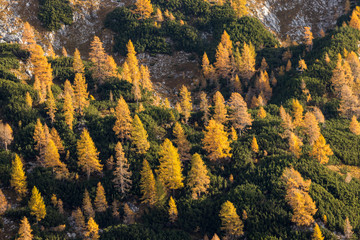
[249,0,345,40]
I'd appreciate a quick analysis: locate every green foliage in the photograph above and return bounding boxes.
[38,0,73,31]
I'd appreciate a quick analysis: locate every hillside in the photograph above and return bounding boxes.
[1,0,360,240]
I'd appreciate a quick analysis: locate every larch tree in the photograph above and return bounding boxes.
[0,122,13,151]
[292,99,304,127]
[187,153,210,199]
[139,65,153,91]
[131,115,150,154]
[228,92,252,133]
[213,91,227,124]
[298,59,308,72]
[77,129,103,179]
[85,217,100,240]
[303,27,314,50]
[157,139,184,191]
[168,196,178,223]
[312,107,325,124]
[89,36,108,82]
[113,96,133,140]
[304,112,320,145]
[73,48,85,74]
[179,85,192,123]
[219,201,244,238]
[25,92,33,108]
[134,0,153,19]
[62,47,68,57]
[46,88,57,123]
[339,85,360,118]
[125,40,140,85]
[312,223,324,240]
[350,115,360,135]
[280,106,294,137]
[17,217,33,240]
[202,52,215,80]
[10,154,27,200]
[349,10,360,30]
[63,89,74,130]
[231,0,248,18]
[289,132,303,159]
[251,136,259,153]
[0,189,9,215]
[172,122,191,161]
[28,186,46,222]
[123,203,135,224]
[22,22,36,48]
[202,119,232,161]
[310,134,333,164]
[33,119,46,154]
[82,189,95,219]
[112,142,132,195]
[94,182,108,212]
[215,31,233,78]
[344,217,353,240]
[72,208,86,236]
[230,126,238,141]
[238,42,256,80]
[140,159,156,206]
[255,70,272,102]
[211,234,220,240]
[200,92,210,124]
[44,139,69,179]
[258,106,267,119]
[73,73,89,114]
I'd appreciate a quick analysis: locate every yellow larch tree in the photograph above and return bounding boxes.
[179,85,192,123]
[286,60,292,71]
[238,42,256,80]
[123,203,136,224]
[0,189,9,215]
[46,87,57,123]
[140,159,156,206]
[104,55,120,79]
[289,132,303,159]
[157,139,184,191]
[168,196,178,223]
[139,65,153,91]
[82,189,95,219]
[94,182,108,212]
[89,36,108,82]
[213,91,227,124]
[132,77,142,102]
[122,62,132,83]
[219,201,244,238]
[187,153,210,199]
[63,89,74,130]
[312,223,324,240]
[134,0,154,19]
[304,112,320,145]
[350,115,360,135]
[251,136,259,153]
[230,126,238,141]
[211,234,220,240]
[113,96,133,140]
[72,208,86,236]
[255,70,272,102]
[22,22,36,49]
[113,142,132,194]
[303,27,314,50]
[310,134,333,164]
[298,59,308,72]
[85,217,100,240]
[202,52,215,80]
[17,217,33,240]
[73,73,89,114]
[73,48,85,74]
[331,54,347,94]
[215,43,231,78]
[25,92,33,108]
[131,115,150,154]
[46,44,56,58]
[62,47,68,57]
[33,119,46,153]
[44,139,69,179]
[172,122,191,161]
[10,154,27,200]
[77,129,103,179]
[258,106,267,119]
[200,92,210,124]
[339,85,360,118]
[230,0,248,18]
[155,8,164,22]
[28,186,46,222]
[125,40,140,85]
[0,122,13,151]
[202,119,232,161]
[292,99,304,127]
[279,106,294,137]
[349,10,360,30]
[228,92,252,133]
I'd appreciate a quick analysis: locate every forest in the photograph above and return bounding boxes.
[2,0,360,239]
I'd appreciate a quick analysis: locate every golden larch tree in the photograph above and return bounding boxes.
[298,59,308,72]
[25,92,33,108]
[157,139,184,191]
[0,189,9,215]
[258,106,267,119]
[187,153,210,199]
[289,132,303,159]
[62,47,68,57]
[73,73,89,114]
[202,119,232,161]
[219,201,244,238]
[200,92,210,124]
[85,217,100,240]
[231,0,248,18]
[303,27,314,50]
[0,122,13,151]
[72,208,86,236]
[139,65,153,91]
[312,223,324,240]
[179,85,192,123]
[83,189,95,219]
[215,43,231,78]
[230,126,238,141]
[202,52,215,80]
[280,106,294,137]
[312,107,325,123]
[89,36,108,82]
[228,92,252,132]
[94,182,108,212]
[46,87,57,123]
[211,234,220,240]
[113,96,133,140]
[22,22,36,48]
[125,40,140,85]
[339,85,360,118]
[251,136,259,153]
[131,115,150,154]
[77,129,103,179]
[213,91,227,124]
[140,159,156,206]
[10,154,27,200]
[123,203,135,224]
[350,115,360,135]
[304,112,320,145]
[292,99,304,127]
[63,90,74,130]
[168,196,178,223]
[134,0,154,19]
[112,142,132,194]
[28,186,46,222]
[310,134,333,164]
[173,122,191,161]
[255,70,272,102]
[73,48,85,74]
[349,10,360,30]
[17,217,33,240]
[44,139,69,179]
[238,42,256,80]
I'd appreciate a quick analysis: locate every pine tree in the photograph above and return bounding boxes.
[77,129,103,179]
[179,85,192,123]
[349,10,360,30]
[85,217,100,240]
[113,96,133,140]
[172,122,191,161]
[94,182,108,212]
[168,196,178,223]
[200,92,210,124]
[113,142,132,195]
[202,119,232,161]
[310,134,333,164]
[134,0,153,19]
[228,92,252,132]
[219,201,244,238]
[0,122,13,151]
[157,139,184,191]
[251,136,259,153]
[187,153,210,199]
[344,217,353,240]
[258,106,267,119]
[231,0,248,18]
[10,154,27,200]
[350,115,360,135]
[131,115,150,154]
[25,92,33,108]
[304,112,320,145]
[0,189,9,215]
[312,223,324,240]
[73,48,85,74]
[140,160,156,206]
[238,42,256,80]
[17,217,33,240]
[289,132,303,159]
[292,99,304,127]
[63,90,74,130]
[73,73,89,114]
[213,91,227,124]
[28,186,46,222]
[72,208,86,236]
[303,27,314,50]
[83,189,95,219]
